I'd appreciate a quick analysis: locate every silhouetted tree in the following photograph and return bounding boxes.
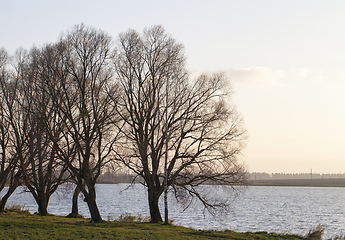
[0,48,23,212]
[18,47,71,216]
[113,26,247,222]
[0,48,33,212]
[43,24,120,222]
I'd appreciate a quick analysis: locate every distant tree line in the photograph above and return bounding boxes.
[0,24,247,223]
[248,172,345,180]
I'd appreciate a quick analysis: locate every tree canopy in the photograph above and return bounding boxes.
[0,24,247,223]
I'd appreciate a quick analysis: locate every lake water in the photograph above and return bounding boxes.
[3,184,345,239]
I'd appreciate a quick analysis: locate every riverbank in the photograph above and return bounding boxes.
[97,174,345,187]
[248,178,345,187]
[0,210,306,239]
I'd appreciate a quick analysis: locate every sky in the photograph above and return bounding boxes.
[1,0,344,173]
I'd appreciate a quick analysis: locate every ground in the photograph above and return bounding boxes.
[0,210,309,239]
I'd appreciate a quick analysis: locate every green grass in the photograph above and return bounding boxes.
[0,210,308,240]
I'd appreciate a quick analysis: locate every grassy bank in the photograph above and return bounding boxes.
[0,210,308,240]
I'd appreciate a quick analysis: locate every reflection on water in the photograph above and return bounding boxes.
[3,184,345,239]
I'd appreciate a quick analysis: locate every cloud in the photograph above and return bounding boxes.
[286,68,331,86]
[227,67,285,86]
[190,67,345,91]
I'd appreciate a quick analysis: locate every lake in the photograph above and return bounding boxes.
[3,184,345,239]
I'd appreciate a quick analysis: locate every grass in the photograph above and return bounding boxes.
[305,224,326,239]
[5,204,30,214]
[0,210,311,240]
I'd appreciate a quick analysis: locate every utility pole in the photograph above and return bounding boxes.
[164,77,169,225]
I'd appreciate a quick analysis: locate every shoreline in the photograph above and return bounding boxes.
[0,210,307,239]
[96,178,345,188]
[247,178,345,187]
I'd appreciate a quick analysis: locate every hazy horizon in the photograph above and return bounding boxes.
[1,0,344,173]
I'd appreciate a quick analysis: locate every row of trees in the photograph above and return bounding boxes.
[248,172,345,180]
[0,24,247,223]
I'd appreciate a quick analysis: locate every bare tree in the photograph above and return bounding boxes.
[0,48,33,211]
[15,47,71,216]
[43,24,120,222]
[113,26,247,222]
[0,48,22,211]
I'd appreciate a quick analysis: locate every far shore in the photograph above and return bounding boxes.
[95,178,345,188]
[247,178,345,187]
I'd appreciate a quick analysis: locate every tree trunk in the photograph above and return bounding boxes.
[0,183,19,212]
[83,185,102,222]
[71,185,80,216]
[0,198,6,212]
[37,191,49,216]
[0,194,10,212]
[38,200,48,216]
[148,188,162,223]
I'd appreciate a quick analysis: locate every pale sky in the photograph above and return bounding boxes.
[1,0,345,173]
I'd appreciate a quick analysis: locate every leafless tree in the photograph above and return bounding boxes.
[16,47,71,216]
[0,48,22,211]
[43,24,120,222]
[0,48,33,211]
[113,26,247,222]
